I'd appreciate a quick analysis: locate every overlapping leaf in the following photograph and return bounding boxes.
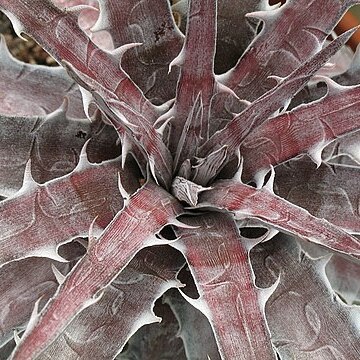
[0,152,130,267]
[250,234,360,359]
[199,178,360,259]
[0,0,360,359]
[0,107,119,197]
[241,79,360,184]
[274,157,360,234]
[173,213,276,360]
[94,0,183,104]
[11,181,184,359]
[222,0,360,100]
[37,246,185,360]
[0,0,157,120]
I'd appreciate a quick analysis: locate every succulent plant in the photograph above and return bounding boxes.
[0,0,360,359]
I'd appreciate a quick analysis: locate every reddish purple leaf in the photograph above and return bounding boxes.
[0,1,360,358]
[163,0,216,156]
[64,62,173,189]
[173,213,276,360]
[200,179,360,259]
[173,0,266,73]
[241,79,360,184]
[0,0,157,120]
[11,181,184,359]
[222,0,358,101]
[38,246,185,360]
[194,30,356,185]
[0,154,130,267]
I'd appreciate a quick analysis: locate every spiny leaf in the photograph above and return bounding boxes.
[195,29,357,185]
[37,246,185,360]
[164,0,217,156]
[117,294,187,360]
[11,181,184,359]
[274,157,360,234]
[251,234,360,359]
[0,0,157,120]
[0,240,85,350]
[94,0,183,104]
[0,155,129,267]
[222,0,357,101]
[323,130,360,165]
[241,79,360,184]
[173,213,277,360]
[0,258,63,346]
[173,0,268,73]
[163,288,221,360]
[0,108,119,197]
[63,62,173,189]
[199,179,360,259]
